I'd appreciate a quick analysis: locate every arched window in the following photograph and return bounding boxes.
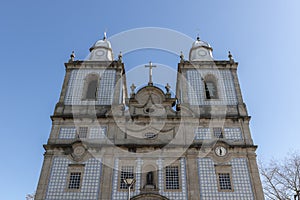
[83,74,99,100]
[204,75,218,99]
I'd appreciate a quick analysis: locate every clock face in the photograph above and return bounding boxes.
[198,49,207,56]
[215,146,227,157]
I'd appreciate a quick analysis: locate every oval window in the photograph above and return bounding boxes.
[144,132,157,139]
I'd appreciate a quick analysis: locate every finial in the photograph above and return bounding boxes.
[118,51,122,62]
[180,51,184,62]
[69,51,75,62]
[165,83,171,94]
[130,83,136,97]
[103,31,107,40]
[228,51,234,63]
[195,28,200,41]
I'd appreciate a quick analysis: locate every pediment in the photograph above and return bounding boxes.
[135,86,165,105]
[126,85,176,117]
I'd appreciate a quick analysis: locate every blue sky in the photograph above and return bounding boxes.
[0,0,300,199]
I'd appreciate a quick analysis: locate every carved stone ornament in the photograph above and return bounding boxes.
[71,143,89,162]
[73,146,85,157]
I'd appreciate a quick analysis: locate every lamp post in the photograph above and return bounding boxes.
[123,178,136,200]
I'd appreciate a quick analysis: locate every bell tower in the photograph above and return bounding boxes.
[175,37,264,199]
[35,34,127,200]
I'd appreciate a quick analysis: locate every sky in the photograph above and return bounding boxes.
[0,0,300,199]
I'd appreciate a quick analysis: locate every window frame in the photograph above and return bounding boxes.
[118,165,135,191]
[66,164,85,192]
[164,164,182,191]
[218,173,233,191]
[215,165,234,192]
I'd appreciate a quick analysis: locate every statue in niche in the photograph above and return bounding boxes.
[146,171,154,185]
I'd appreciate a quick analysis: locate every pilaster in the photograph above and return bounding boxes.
[35,153,54,200]
[248,152,265,200]
[186,151,200,199]
[99,155,114,200]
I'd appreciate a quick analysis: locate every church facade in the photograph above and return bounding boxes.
[35,33,264,200]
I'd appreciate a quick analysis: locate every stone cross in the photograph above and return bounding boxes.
[145,61,156,86]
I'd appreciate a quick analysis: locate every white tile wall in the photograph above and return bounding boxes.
[65,69,116,105]
[194,127,243,141]
[58,126,107,139]
[186,69,237,105]
[197,157,254,200]
[45,157,102,200]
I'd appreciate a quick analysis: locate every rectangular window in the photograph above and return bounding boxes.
[213,127,223,138]
[218,173,232,190]
[66,164,84,191]
[68,172,82,189]
[165,166,180,190]
[119,166,134,189]
[78,127,88,138]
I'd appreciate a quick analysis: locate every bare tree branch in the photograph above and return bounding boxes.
[259,151,300,200]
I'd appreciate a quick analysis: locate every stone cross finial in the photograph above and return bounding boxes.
[130,83,136,97]
[69,51,75,62]
[228,51,234,64]
[180,51,184,62]
[118,51,122,62]
[165,83,171,94]
[228,51,233,60]
[145,61,156,86]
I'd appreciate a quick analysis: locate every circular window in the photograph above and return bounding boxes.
[144,107,155,114]
[144,132,157,139]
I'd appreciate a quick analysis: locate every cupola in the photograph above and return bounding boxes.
[88,32,114,61]
[189,36,213,61]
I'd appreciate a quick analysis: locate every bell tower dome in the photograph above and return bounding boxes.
[88,32,114,61]
[189,36,213,61]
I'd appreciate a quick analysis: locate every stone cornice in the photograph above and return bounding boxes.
[64,60,124,71]
[178,60,238,71]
